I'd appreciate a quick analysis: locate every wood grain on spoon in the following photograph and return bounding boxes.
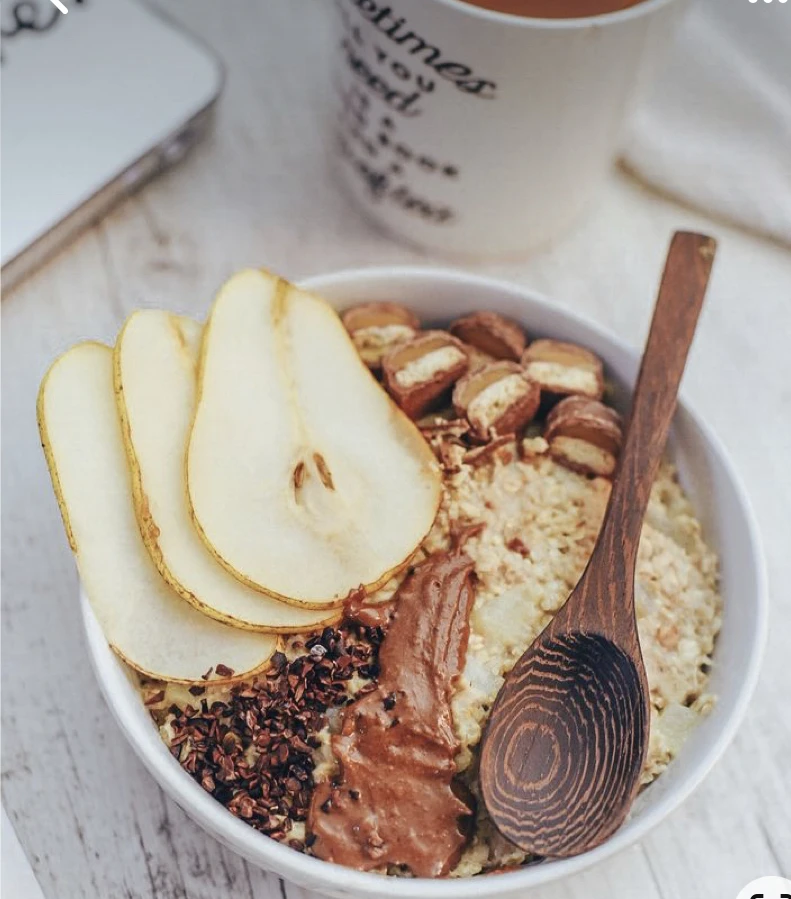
[480,232,717,858]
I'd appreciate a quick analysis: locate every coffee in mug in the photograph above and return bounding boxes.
[460,0,648,18]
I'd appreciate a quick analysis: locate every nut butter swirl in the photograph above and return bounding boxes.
[308,547,477,877]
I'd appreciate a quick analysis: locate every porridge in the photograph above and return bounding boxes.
[38,271,721,878]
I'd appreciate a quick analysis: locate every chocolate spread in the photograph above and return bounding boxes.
[343,588,396,631]
[308,547,477,877]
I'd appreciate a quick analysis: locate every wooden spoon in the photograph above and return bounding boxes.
[479,231,717,859]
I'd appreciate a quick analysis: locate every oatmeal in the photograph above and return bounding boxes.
[137,301,721,877]
[38,266,722,879]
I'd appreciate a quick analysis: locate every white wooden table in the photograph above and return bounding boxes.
[3,3,790,897]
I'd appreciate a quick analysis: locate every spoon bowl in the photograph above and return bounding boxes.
[481,633,648,857]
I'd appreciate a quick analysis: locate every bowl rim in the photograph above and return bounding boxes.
[82,264,769,897]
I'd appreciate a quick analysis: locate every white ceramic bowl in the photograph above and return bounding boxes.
[83,267,768,898]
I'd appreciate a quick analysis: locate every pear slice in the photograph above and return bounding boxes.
[114,310,338,632]
[187,270,442,607]
[37,342,278,683]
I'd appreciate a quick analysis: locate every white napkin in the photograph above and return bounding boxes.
[622,0,791,245]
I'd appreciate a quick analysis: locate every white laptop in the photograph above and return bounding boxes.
[1,0,223,291]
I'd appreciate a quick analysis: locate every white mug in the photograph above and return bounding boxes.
[329,0,687,258]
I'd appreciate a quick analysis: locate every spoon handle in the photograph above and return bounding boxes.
[578,232,717,624]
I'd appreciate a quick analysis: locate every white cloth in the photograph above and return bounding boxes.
[622,0,791,245]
